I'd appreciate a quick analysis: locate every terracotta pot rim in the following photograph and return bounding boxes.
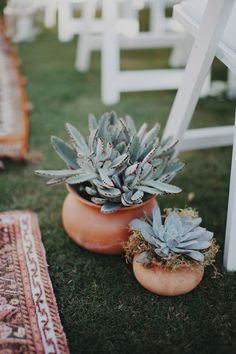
[66,184,157,212]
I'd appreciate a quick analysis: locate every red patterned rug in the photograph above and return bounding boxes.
[0,211,69,353]
[0,23,29,160]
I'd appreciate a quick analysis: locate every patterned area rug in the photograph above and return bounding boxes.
[0,211,69,353]
[0,23,29,159]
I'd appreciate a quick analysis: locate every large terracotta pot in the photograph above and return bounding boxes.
[133,254,204,296]
[62,186,157,255]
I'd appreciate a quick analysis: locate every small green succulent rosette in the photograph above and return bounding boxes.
[126,206,218,269]
[35,112,184,213]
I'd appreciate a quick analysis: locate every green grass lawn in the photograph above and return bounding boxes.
[1,26,236,354]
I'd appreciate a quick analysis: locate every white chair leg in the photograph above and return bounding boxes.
[163,0,234,149]
[227,70,236,99]
[169,32,192,68]
[58,0,74,42]
[169,33,212,96]
[13,15,37,42]
[121,0,138,19]
[44,0,58,28]
[75,0,97,72]
[224,110,236,271]
[101,0,120,105]
[149,0,165,33]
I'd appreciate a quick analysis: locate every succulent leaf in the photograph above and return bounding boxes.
[88,129,98,151]
[88,114,97,132]
[125,163,139,176]
[137,123,147,139]
[141,124,160,147]
[65,123,90,156]
[101,202,122,213]
[91,197,106,205]
[138,185,162,195]
[121,192,134,206]
[51,136,79,170]
[111,154,129,168]
[128,136,141,163]
[111,174,122,188]
[66,171,97,184]
[131,190,144,201]
[140,162,153,180]
[125,115,137,135]
[98,114,110,140]
[164,160,185,175]
[115,142,126,154]
[143,180,182,194]
[98,169,114,188]
[85,186,97,196]
[97,187,121,198]
[46,178,65,186]
[152,207,162,236]
[35,169,79,178]
[130,219,158,247]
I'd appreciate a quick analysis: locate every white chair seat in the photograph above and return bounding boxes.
[175,0,236,74]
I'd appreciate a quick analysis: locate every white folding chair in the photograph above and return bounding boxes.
[4,0,41,42]
[100,0,198,105]
[163,0,236,271]
[60,1,184,94]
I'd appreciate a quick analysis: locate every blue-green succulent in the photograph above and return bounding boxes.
[130,206,214,262]
[35,112,184,213]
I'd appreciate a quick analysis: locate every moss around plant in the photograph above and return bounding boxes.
[125,230,219,271]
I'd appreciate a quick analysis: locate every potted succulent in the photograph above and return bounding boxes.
[125,206,219,296]
[35,112,184,254]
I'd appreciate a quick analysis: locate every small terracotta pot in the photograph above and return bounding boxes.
[62,186,157,255]
[133,254,204,296]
